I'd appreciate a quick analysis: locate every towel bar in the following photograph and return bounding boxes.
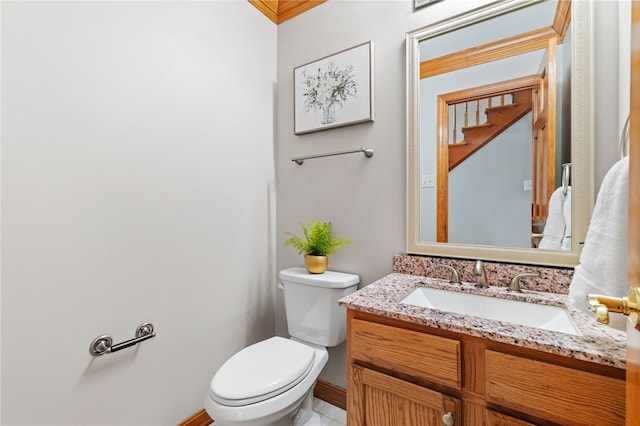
[89,322,156,356]
[562,163,571,195]
[619,114,630,159]
[291,147,373,165]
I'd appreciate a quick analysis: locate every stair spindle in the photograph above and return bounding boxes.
[464,102,469,128]
[453,104,457,143]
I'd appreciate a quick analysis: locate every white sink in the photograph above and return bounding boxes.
[400,287,581,336]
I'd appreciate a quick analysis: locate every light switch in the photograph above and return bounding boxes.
[524,180,533,191]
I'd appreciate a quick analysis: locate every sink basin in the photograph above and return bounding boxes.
[400,287,581,336]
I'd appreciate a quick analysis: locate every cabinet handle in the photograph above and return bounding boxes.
[442,411,455,426]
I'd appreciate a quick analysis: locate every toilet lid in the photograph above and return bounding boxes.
[209,336,315,407]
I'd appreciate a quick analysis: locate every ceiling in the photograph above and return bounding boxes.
[249,0,326,24]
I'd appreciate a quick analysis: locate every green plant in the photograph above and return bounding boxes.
[284,220,351,256]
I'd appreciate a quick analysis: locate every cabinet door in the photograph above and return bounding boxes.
[349,365,460,426]
[486,409,537,426]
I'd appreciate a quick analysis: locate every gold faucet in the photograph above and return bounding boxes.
[473,260,489,288]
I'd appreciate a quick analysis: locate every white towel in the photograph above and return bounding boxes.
[568,157,629,330]
[539,186,569,250]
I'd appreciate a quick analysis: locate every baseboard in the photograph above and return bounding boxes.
[313,380,347,411]
[178,409,213,426]
[178,380,346,425]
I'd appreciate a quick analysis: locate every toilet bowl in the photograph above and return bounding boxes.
[205,337,328,426]
[204,267,359,426]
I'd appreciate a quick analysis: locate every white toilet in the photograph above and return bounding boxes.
[204,267,359,426]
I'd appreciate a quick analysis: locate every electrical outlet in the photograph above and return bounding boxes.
[421,174,435,188]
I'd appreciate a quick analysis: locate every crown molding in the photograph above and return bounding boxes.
[249,0,326,25]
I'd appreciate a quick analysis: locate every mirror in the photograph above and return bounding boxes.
[407,0,594,267]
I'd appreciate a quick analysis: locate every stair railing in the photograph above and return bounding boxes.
[449,93,516,144]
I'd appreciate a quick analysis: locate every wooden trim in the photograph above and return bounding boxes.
[552,0,571,43]
[420,27,558,79]
[346,310,359,426]
[544,37,557,210]
[348,363,365,426]
[436,96,449,243]
[314,379,347,410]
[627,2,640,423]
[178,409,213,426]
[248,0,326,25]
[439,75,539,104]
[276,0,326,24]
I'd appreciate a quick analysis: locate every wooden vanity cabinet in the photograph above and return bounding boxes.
[346,310,625,426]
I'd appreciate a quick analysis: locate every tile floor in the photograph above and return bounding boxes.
[312,398,346,426]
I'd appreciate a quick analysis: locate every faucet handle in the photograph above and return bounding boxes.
[473,260,489,288]
[437,264,461,284]
[508,272,540,292]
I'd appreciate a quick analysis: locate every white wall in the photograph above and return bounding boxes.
[449,116,532,248]
[275,0,624,389]
[1,1,276,425]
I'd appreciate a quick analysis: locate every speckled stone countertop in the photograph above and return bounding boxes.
[340,272,627,369]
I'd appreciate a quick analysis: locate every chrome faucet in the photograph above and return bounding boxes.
[508,272,540,292]
[473,260,489,288]
[438,264,461,284]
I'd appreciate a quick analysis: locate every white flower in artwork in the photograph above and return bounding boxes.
[302,62,358,124]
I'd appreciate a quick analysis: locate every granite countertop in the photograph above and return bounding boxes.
[339,272,627,369]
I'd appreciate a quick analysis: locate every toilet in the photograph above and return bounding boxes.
[204,267,359,426]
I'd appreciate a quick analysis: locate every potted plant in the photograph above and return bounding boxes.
[284,220,351,274]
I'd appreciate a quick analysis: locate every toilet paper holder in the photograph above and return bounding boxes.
[89,322,156,356]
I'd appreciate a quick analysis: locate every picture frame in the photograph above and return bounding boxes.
[294,41,374,135]
[415,0,443,10]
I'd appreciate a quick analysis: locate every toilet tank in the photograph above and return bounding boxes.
[279,267,359,347]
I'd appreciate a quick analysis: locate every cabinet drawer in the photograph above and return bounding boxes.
[485,409,537,426]
[350,319,461,389]
[485,350,624,425]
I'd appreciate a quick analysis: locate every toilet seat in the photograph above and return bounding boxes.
[209,337,315,407]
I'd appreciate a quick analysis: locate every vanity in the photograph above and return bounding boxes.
[340,256,626,426]
[346,1,629,424]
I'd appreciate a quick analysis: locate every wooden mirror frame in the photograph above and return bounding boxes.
[406,0,594,267]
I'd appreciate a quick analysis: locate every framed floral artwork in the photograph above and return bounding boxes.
[294,41,374,135]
